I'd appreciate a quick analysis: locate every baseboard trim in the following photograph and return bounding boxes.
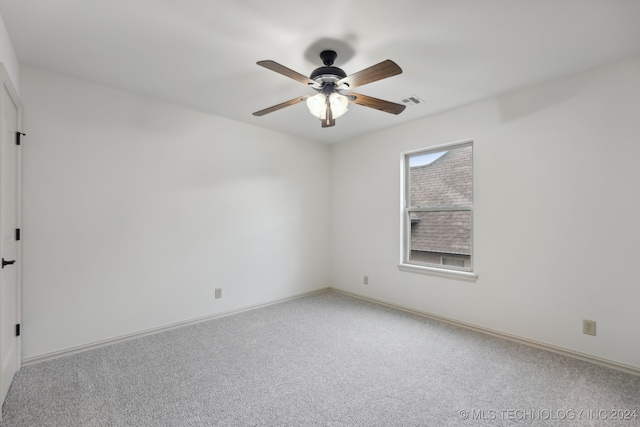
[24,286,639,376]
[329,287,640,377]
[22,287,330,366]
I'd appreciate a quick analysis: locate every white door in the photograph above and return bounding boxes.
[0,72,21,407]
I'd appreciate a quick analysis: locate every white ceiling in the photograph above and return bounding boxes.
[1,0,640,144]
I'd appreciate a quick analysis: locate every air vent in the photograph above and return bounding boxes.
[399,95,424,106]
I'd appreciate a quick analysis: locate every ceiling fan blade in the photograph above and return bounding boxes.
[337,60,402,89]
[257,60,317,86]
[253,95,309,116]
[347,93,406,115]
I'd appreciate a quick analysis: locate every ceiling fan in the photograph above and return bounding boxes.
[253,50,406,128]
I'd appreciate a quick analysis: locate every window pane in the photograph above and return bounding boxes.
[408,146,472,208]
[409,210,471,267]
[442,257,466,267]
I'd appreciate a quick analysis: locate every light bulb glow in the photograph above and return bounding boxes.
[329,93,348,118]
[306,93,327,119]
[306,92,349,120]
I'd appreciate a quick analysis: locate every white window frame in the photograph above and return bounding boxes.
[398,139,477,280]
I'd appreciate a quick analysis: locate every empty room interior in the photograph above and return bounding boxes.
[0,1,639,425]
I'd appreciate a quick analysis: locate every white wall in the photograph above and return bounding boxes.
[17,54,640,369]
[20,67,331,360]
[0,10,19,91]
[331,57,640,369]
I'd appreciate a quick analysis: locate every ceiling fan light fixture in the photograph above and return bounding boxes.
[306,92,349,120]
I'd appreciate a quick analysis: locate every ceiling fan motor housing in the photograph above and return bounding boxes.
[310,66,346,80]
[310,50,346,85]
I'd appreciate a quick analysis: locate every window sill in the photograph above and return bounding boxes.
[398,263,478,282]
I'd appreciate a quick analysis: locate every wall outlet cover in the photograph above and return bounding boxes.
[583,319,596,336]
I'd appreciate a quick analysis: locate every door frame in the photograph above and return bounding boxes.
[0,62,22,410]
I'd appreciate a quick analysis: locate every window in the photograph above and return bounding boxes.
[400,141,474,277]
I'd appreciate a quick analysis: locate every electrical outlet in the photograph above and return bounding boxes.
[215,288,222,299]
[583,319,596,336]
[364,275,368,285]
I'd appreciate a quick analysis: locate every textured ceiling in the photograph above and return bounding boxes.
[1,0,640,144]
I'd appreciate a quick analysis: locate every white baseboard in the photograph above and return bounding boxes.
[24,286,640,377]
[22,287,330,366]
[329,287,640,377]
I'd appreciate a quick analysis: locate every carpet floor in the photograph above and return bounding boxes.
[2,290,639,426]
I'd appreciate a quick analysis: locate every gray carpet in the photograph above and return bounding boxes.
[2,290,639,426]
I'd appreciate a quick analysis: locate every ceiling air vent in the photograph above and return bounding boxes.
[399,95,424,106]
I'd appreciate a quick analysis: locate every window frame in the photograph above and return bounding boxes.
[399,139,477,280]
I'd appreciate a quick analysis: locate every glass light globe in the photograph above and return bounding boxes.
[329,93,349,119]
[306,93,327,119]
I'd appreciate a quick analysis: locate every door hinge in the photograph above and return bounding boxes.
[16,132,25,146]
[15,228,20,241]
[15,324,20,337]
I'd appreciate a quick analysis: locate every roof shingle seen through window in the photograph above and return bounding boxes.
[409,147,472,207]
[409,146,472,255]
[410,211,471,255]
